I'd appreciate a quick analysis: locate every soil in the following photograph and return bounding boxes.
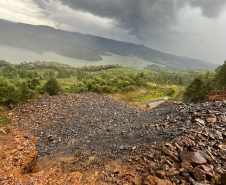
[1,93,226,184]
[208,88,226,102]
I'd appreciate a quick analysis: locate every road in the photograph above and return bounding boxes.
[137,99,166,109]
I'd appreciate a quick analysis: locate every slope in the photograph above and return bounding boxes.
[0,18,217,70]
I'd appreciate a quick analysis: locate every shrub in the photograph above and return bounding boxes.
[96,86,104,93]
[167,87,176,96]
[19,82,32,101]
[0,79,20,104]
[123,85,136,92]
[75,82,88,93]
[44,77,60,96]
[102,85,114,93]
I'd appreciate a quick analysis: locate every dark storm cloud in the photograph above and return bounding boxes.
[32,0,226,40]
[32,0,180,39]
[185,0,226,18]
[62,0,180,38]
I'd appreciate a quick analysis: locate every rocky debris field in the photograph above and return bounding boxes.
[10,94,181,158]
[2,93,226,184]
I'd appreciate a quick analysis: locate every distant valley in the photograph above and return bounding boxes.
[0,18,217,70]
[0,45,154,68]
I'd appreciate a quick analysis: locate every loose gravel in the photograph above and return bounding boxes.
[11,94,183,158]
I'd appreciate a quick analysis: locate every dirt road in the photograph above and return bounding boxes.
[138,99,166,109]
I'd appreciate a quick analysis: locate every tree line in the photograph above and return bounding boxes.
[0,60,214,105]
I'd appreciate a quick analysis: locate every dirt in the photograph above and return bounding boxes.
[0,127,39,184]
[2,93,226,184]
[0,127,162,184]
[208,88,226,102]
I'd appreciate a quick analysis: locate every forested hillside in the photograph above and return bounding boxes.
[0,59,214,106]
[0,19,217,71]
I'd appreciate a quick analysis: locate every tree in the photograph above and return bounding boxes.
[19,82,32,101]
[0,60,10,67]
[26,72,34,79]
[183,75,206,103]
[0,79,20,104]
[18,69,27,78]
[214,61,226,90]
[27,78,40,89]
[57,69,71,78]
[34,70,39,78]
[44,77,60,96]
[1,65,18,79]
[76,69,87,81]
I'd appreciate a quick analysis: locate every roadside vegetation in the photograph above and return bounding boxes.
[0,59,216,106]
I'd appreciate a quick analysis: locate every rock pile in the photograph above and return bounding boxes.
[10,94,182,158]
[138,100,226,184]
[7,94,226,184]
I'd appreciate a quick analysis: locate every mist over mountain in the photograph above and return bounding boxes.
[0,18,217,70]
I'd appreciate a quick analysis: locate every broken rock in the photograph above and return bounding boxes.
[162,147,172,156]
[157,179,172,185]
[193,167,206,181]
[206,116,216,123]
[156,170,166,179]
[180,151,207,165]
[181,161,193,172]
[166,170,179,178]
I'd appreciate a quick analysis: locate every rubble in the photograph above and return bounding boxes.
[10,93,183,158]
[180,151,207,165]
[2,93,226,184]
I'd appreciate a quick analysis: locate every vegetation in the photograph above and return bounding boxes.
[0,60,10,67]
[0,60,218,106]
[0,78,20,104]
[183,75,207,103]
[0,112,10,126]
[44,77,60,96]
[0,106,10,126]
[183,61,226,103]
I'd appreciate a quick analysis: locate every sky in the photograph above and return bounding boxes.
[0,0,225,64]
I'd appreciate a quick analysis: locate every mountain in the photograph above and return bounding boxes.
[0,18,217,70]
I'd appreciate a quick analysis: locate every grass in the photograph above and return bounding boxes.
[0,113,10,126]
[121,91,166,104]
[0,106,10,126]
[111,84,183,104]
[0,106,6,111]
[96,68,157,78]
[58,78,77,88]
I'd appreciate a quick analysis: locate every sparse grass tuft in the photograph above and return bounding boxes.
[0,106,6,111]
[0,113,10,126]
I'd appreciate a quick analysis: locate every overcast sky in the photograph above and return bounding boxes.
[0,0,225,64]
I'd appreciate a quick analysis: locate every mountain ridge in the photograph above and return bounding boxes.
[0,18,217,70]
